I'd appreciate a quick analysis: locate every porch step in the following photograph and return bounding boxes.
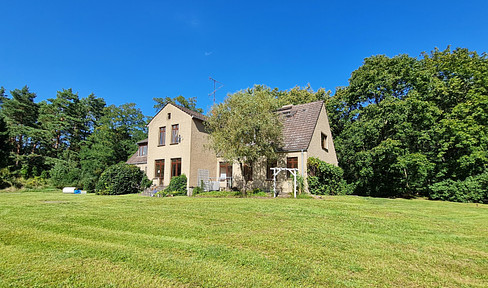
[141,186,166,197]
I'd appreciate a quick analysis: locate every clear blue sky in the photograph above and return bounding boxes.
[1,0,487,116]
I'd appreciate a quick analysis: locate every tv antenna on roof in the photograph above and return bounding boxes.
[208,77,224,104]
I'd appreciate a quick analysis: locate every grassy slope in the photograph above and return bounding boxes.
[0,190,487,287]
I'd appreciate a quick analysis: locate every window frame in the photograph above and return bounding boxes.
[171,124,179,144]
[287,157,298,178]
[171,158,182,178]
[138,145,147,156]
[321,133,328,152]
[155,159,164,179]
[243,162,253,181]
[219,162,232,181]
[266,160,277,180]
[159,127,166,146]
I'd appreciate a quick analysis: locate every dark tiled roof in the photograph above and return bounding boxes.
[125,146,147,164]
[126,152,147,165]
[278,101,323,151]
[137,138,148,144]
[172,103,207,121]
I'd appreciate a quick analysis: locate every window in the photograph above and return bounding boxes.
[155,159,164,178]
[159,127,166,146]
[138,145,147,156]
[287,157,298,178]
[171,158,181,178]
[219,162,232,181]
[167,113,171,119]
[243,162,253,181]
[171,124,179,144]
[267,160,277,180]
[321,133,329,151]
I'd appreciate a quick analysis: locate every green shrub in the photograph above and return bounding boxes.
[96,163,145,195]
[164,174,187,196]
[192,186,204,195]
[0,168,21,189]
[307,157,346,195]
[247,188,269,197]
[429,171,488,203]
[50,161,82,189]
[22,176,49,189]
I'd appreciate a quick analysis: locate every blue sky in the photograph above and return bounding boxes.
[1,0,487,116]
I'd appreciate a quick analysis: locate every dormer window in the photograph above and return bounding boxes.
[138,145,147,156]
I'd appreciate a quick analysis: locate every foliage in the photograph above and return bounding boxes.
[95,163,145,195]
[274,84,331,106]
[307,157,346,195]
[0,115,10,169]
[429,170,488,203]
[153,95,203,114]
[330,47,488,200]
[0,168,20,189]
[296,175,305,195]
[206,85,283,192]
[1,86,40,163]
[163,174,187,196]
[81,103,147,192]
[49,158,82,189]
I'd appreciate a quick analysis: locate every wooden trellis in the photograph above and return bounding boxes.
[271,167,299,198]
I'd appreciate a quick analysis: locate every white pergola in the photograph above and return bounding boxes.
[271,167,299,198]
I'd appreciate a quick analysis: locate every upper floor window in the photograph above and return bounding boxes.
[321,133,329,152]
[159,127,166,146]
[167,113,171,119]
[171,124,179,144]
[138,145,147,156]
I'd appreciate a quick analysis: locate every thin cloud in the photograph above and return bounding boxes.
[205,51,213,56]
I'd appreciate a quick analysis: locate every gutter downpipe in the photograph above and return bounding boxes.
[301,149,304,176]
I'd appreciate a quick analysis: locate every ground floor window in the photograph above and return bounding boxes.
[155,159,164,178]
[219,162,232,180]
[287,157,298,177]
[267,160,277,180]
[243,162,253,181]
[171,158,182,178]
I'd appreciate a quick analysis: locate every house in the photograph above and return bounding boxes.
[127,100,338,195]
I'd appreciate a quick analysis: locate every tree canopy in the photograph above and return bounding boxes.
[206,85,283,192]
[328,47,488,202]
[153,95,203,114]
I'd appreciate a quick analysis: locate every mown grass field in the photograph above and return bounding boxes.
[0,189,487,287]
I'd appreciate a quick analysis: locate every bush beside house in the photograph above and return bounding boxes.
[307,157,347,195]
[96,163,145,195]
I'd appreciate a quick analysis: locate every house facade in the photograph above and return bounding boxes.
[128,101,338,195]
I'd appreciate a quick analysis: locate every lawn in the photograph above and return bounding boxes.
[0,190,487,287]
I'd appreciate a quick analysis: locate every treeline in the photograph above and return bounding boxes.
[0,87,147,191]
[327,47,488,203]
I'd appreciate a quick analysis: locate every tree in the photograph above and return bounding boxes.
[206,85,283,193]
[80,103,147,191]
[331,47,488,200]
[153,95,203,114]
[275,84,331,107]
[1,86,40,164]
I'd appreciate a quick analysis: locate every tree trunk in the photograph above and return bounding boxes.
[239,161,247,196]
